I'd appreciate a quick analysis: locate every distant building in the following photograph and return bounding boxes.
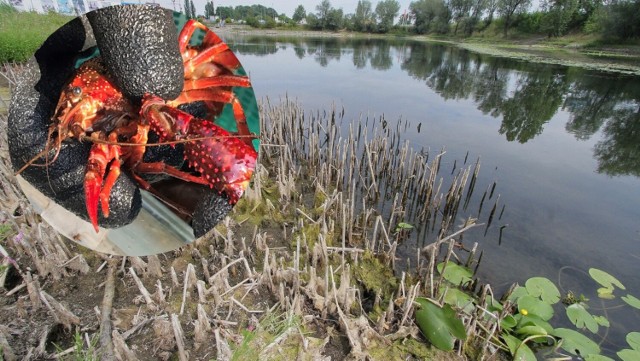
[10,0,124,14]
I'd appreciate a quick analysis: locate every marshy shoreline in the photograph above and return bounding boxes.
[0,65,504,359]
[1,53,637,358]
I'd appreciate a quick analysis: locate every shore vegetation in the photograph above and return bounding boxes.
[0,2,72,64]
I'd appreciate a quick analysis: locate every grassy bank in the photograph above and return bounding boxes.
[0,3,72,63]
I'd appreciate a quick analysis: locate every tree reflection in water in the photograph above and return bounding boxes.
[223,34,640,177]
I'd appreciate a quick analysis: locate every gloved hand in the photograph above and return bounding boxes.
[7,5,231,234]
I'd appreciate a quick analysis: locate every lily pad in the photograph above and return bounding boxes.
[626,332,640,350]
[589,268,625,291]
[622,294,640,310]
[618,349,640,361]
[415,297,467,351]
[597,287,615,300]
[585,355,615,361]
[566,304,599,333]
[593,315,609,327]
[396,222,414,230]
[441,287,474,310]
[617,332,640,361]
[552,328,600,356]
[508,286,530,303]
[437,262,472,286]
[525,277,561,304]
[518,295,554,321]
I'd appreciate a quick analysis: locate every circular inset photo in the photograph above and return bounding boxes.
[7,5,260,256]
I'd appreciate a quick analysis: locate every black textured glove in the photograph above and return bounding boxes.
[7,5,220,231]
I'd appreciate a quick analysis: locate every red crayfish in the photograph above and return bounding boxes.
[18,19,258,232]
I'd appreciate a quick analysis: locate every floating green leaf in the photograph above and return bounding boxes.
[617,334,640,361]
[585,355,615,361]
[589,268,625,291]
[415,297,467,351]
[593,315,609,327]
[552,328,600,356]
[437,262,472,285]
[525,277,561,304]
[441,287,474,310]
[626,332,640,350]
[622,294,640,310]
[566,304,599,333]
[618,349,640,361]
[396,222,414,230]
[508,286,529,303]
[597,287,615,300]
[518,295,554,321]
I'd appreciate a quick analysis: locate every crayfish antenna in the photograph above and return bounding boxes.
[14,126,61,175]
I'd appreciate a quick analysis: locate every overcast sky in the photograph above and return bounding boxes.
[156,0,416,18]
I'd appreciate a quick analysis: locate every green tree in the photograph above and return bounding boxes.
[540,0,578,36]
[597,0,640,39]
[293,5,306,22]
[462,0,487,35]
[205,1,214,18]
[410,0,451,34]
[497,0,532,35]
[449,0,473,34]
[306,13,320,28]
[482,0,499,28]
[568,0,599,31]
[316,0,332,29]
[326,8,344,30]
[375,0,401,33]
[313,0,343,30]
[216,6,233,20]
[246,15,259,27]
[183,0,191,18]
[190,0,196,18]
[354,0,375,32]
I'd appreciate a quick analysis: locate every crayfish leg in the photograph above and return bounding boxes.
[167,89,254,146]
[84,139,123,233]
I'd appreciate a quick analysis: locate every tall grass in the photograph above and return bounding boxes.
[0,2,72,63]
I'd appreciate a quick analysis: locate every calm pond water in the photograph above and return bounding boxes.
[220,34,640,350]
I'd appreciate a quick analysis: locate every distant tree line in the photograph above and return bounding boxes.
[208,1,639,40]
[214,4,281,28]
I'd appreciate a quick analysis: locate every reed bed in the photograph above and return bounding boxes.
[0,66,507,360]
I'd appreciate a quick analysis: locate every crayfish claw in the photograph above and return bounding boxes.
[84,173,102,233]
[84,142,123,233]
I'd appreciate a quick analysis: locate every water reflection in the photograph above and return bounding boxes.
[226,35,640,178]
